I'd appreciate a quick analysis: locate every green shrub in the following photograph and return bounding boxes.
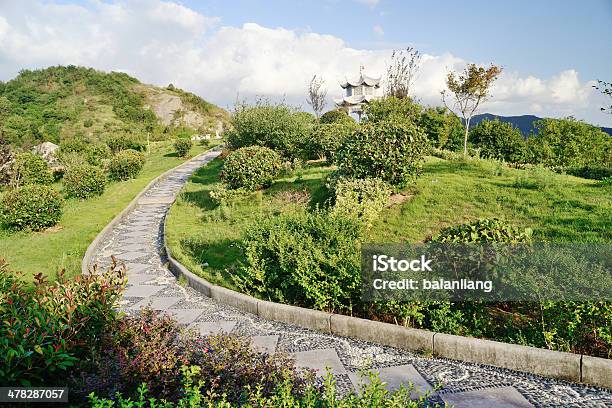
[86,143,112,166]
[89,368,435,407]
[0,260,125,386]
[209,183,251,206]
[0,184,63,230]
[11,152,53,186]
[330,177,391,226]
[59,137,89,154]
[335,119,428,188]
[108,149,145,180]
[83,118,94,128]
[227,102,314,159]
[235,210,362,312]
[308,122,357,161]
[105,133,146,153]
[63,164,107,199]
[319,109,354,125]
[527,117,612,168]
[557,165,612,180]
[173,138,193,157]
[362,96,422,124]
[220,146,281,191]
[419,106,464,150]
[469,118,526,162]
[432,218,533,244]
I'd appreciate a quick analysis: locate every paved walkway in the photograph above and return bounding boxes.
[89,149,612,408]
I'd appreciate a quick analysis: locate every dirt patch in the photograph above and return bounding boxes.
[386,193,412,208]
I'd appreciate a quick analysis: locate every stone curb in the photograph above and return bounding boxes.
[86,149,612,391]
[81,147,220,275]
[164,229,611,389]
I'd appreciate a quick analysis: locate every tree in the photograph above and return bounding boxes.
[594,80,612,115]
[306,75,327,118]
[441,63,502,155]
[470,118,526,162]
[362,96,422,124]
[384,47,422,99]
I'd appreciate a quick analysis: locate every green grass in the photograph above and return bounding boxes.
[0,141,215,281]
[166,156,611,289]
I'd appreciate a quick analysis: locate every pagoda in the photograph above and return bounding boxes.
[334,66,381,120]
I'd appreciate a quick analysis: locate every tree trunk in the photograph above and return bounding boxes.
[463,117,471,156]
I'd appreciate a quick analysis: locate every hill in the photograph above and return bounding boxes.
[470,113,612,137]
[0,65,229,148]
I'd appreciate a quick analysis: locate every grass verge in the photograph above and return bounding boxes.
[0,141,215,281]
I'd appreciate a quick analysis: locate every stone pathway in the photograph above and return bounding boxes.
[89,149,612,408]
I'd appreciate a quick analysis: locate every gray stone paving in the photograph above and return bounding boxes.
[89,149,612,407]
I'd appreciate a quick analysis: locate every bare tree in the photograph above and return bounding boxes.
[441,63,503,155]
[306,75,327,118]
[594,80,612,115]
[384,47,422,99]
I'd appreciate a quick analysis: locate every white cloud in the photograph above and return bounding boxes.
[0,0,608,125]
[355,0,381,6]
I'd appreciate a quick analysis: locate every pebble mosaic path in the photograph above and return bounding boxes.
[89,149,612,408]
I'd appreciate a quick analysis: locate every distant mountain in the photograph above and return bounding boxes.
[468,113,612,137]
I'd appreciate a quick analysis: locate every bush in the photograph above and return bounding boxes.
[173,138,193,157]
[108,149,145,181]
[227,102,314,159]
[527,117,612,168]
[220,146,281,191]
[362,96,422,124]
[89,368,434,407]
[59,137,89,154]
[319,109,353,125]
[330,177,391,226]
[335,119,428,188]
[419,106,464,150]
[11,152,53,186]
[105,133,146,153]
[235,210,362,312]
[209,183,251,206]
[0,184,63,230]
[308,122,357,161]
[63,164,107,199]
[557,165,612,180]
[86,143,112,166]
[0,260,125,386]
[432,218,533,244]
[469,118,526,162]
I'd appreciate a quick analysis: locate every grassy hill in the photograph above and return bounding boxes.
[0,65,229,149]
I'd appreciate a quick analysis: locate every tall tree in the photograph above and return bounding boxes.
[594,80,612,115]
[306,75,327,118]
[441,63,502,155]
[384,47,422,99]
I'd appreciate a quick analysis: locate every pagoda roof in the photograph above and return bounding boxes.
[334,94,378,106]
[340,74,381,89]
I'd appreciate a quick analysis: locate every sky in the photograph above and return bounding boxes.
[1,0,611,126]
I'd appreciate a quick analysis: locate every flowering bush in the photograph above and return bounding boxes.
[0,260,125,386]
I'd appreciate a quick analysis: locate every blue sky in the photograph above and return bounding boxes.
[181,0,612,80]
[2,0,611,125]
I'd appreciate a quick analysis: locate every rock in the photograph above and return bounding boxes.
[32,141,59,166]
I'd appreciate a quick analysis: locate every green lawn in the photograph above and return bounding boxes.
[0,141,214,281]
[165,156,611,290]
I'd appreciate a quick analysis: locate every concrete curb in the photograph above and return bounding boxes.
[81,146,220,275]
[87,148,612,391]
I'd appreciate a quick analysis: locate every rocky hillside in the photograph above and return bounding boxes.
[0,65,229,149]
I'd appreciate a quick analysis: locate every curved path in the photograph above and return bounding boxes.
[89,149,611,408]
